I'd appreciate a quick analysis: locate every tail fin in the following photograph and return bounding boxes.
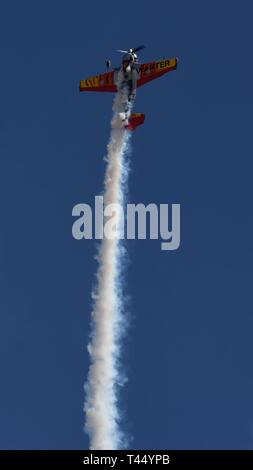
[125,113,145,131]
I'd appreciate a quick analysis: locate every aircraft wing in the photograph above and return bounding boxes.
[80,71,117,92]
[80,57,178,93]
[137,57,178,88]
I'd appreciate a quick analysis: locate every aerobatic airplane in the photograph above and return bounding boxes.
[80,46,178,131]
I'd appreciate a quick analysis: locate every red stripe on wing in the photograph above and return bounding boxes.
[137,58,178,88]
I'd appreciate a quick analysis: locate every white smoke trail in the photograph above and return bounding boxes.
[84,88,132,450]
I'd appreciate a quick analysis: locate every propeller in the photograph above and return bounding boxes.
[132,45,145,53]
[116,45,145,54]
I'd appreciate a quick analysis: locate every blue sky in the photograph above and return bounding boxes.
[0,0,253,449]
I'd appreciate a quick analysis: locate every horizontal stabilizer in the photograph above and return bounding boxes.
[125,113,145,131]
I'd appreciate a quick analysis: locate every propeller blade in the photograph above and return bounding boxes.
[116,49,128,53]
[132,45,145,53]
